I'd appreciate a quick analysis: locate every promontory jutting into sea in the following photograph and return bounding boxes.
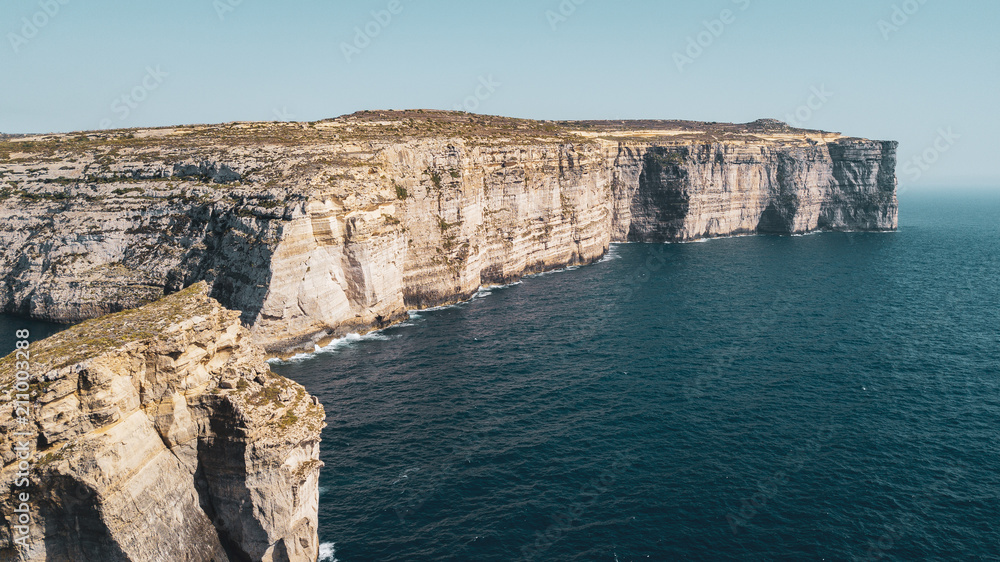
[0,111,903,559]
[0,112,896,355]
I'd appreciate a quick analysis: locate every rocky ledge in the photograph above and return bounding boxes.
[0,111,898,354]
[0,283,325,561]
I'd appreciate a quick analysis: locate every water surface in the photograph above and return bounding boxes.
[4,192,997,561]
[274,191,999,561]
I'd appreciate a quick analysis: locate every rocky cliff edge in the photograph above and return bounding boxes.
[0,282,325,561]
[0,111,898,355]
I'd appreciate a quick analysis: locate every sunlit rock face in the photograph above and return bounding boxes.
[0,112,896,354]
[0,283,325,561]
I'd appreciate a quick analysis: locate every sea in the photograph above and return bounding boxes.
[3,190,998,561]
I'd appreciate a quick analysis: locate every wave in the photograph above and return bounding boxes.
[483,280,522,291]
[667,233,756,244]
[268,332,391,364]
[473,281,522,300]
[597,243,623,262]
[268,274,552,364]
[527,265,580,278]
[318,542,338,562]
[416,302,464,313]
[391,466,422,485]
[413,281,524,313]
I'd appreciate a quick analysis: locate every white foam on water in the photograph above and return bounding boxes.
[528,265,581,278]
[391,466,422,485]
[598,244,623,262]
[472,281,519,300]
[418,302,463,313]
[269,281,527,365]
[266,269,569,365]
[417,280,523,310]
[318,486,328,496]
[268,332,391,364]
[318,542,338,561]
[668,232,757,244]
[488,280,523,290]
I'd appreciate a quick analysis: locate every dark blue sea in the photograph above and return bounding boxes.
[4,191,999,561]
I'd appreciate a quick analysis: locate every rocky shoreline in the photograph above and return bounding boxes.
[0,111,897,561]
[0,111,897,357]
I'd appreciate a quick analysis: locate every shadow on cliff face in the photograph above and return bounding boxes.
[196,396,271,562]
[627,148,691,242]
[756,202,791,234]
[36,476,130,561]
[0,200,280,331]
[756,155,801,235]
[167,205,278,328]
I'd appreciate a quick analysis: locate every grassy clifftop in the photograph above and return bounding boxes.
[0,282,216,376]
[0,110,848,160]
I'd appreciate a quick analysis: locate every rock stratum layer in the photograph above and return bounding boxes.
[0,112,897,353]
[0,283,325,561]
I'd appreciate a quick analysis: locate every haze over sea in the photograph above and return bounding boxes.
[4,191,998,560]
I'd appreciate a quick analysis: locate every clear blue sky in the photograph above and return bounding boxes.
[1,0,997,188]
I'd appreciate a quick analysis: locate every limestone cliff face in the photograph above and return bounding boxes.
[0,112,897,354]
[239,139,614,352]
[611,138,898,241]
[0,283,324,561]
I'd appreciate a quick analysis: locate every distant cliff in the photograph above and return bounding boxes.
[612,138,896,241]
[0,111,897,354]
[0,283,324,561]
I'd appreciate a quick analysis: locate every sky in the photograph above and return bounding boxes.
[1,0,997,189]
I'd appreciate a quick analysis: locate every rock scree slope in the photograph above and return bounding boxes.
[0,111,897,354]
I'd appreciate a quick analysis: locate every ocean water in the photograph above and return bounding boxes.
[2,192,998,560]
[272,191,999,561]
[0,314,66,358]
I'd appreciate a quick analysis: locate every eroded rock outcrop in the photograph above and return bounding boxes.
[0,282,324,561]
[0,111,897,354]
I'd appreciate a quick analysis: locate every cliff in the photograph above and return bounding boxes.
[0,111,897,354]
[0,283,325,561]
